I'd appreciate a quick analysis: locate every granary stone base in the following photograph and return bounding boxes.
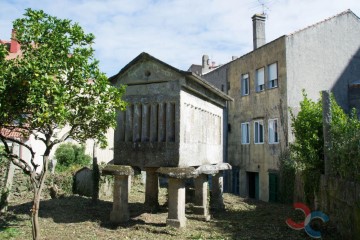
[194,174,210,220]
[110,175,130,223]
[167,177,187,228]
[166,218,187,228]
[210,172,225,210]
[145,167,159,208]
[102,165,134,224]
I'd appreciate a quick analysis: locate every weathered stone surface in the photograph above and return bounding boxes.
[102,165,134,176]
[73,167,93,197]
[110,175,130,223]
[166,178,186,228]
[319,175,360,239]
[195,163,232,175]
[145,167,159,208]
[210,172,225,210]
[157,167,197,179]
[112,53,231,169]
[108,52,232,227]
[193,174,210,220]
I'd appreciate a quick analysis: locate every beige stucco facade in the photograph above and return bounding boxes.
[226,37,287,201]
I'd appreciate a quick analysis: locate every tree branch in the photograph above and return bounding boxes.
[0,134,39,171]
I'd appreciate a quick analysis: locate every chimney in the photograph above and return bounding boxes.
[10,29,20,53]
[252,14,266,50]
[202,55,210,73]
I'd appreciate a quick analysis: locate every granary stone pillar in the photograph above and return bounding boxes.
[195,163,231,211]
[110,175,130,223]
[102,165,134,224]
[157,167,197,228]
[210,172,225,210]
[145,167,159,208]
[167,177,186,228]
[193,174,210,220]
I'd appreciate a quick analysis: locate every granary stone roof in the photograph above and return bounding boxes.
[109,52,233,102]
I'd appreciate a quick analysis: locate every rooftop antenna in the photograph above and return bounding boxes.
[249,0,275,17]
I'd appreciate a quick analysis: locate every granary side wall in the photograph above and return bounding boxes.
[179,90,223,167]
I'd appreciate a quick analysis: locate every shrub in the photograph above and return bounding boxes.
[289,90,349,204]
[278,149,296,203]
[54,143,91,171]
[330,109,360,182]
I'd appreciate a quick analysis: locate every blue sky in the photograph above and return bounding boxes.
[0,0,359,77]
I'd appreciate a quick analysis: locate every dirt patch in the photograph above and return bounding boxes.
[1,180,340,239]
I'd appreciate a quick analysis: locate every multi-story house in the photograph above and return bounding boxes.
[197,10,360,201]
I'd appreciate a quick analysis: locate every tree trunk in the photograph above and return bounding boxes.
[31,154,49,240]
[31,188,41,240]
[92,141,99,204]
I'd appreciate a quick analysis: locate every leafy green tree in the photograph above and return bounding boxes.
[54,142,91,171]
[290,90,347,204]
[0,9,126,240]
[330,109,360,181]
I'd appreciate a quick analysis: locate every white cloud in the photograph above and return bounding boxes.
[0,0,359,76]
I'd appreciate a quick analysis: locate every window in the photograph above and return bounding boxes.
[268,119,279,144]
[254,120,264,144]
[256,67,265,92]
[241,74,249,96]
[241,122,250,144]
[268,63,278,88]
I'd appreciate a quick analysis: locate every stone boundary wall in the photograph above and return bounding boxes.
[319,175,360,240]
[0,163,31,198]
[0,162,7,192]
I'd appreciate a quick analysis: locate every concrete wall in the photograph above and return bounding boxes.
[226,37,287,201]
[202,64,229,93]
[85,128,114,164]
[286,11,360,141]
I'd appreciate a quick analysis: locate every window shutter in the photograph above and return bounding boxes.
[241,123,249,144]
[256,68,264,85]
[269,63,277,81]
[269,120,274,143]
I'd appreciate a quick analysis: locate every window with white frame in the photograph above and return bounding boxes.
[241,122,250,144]
[256,67,265,92]
[241,74,249,96]
[268,63,278,88]
[268,119,279,144]
[254,120,264,144]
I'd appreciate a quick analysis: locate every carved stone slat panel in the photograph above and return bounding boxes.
[150,103,158,142]
[125,104,133,142]
[116,110,125,142]
[166,102,176,142]
[158,103,166,142]
[141,104,150,142]
[133,104,142,142]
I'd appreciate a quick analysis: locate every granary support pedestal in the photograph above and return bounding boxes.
[157,167,197,228]
[193,174,210,220]
[102,165,134,223]
[210,172,225,210]
[167,177,186,228]
[195,163,232,211]
[145,167,159,208]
